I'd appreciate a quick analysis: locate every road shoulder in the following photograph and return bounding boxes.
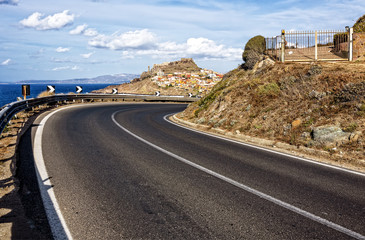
[171,114,365,174]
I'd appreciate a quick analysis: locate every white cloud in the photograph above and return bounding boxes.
[120,37,241,61]
[56,47,70,53]
[88,29,157,50]
[0,0,19,5]
[52,65,79,71]
[84,28,98,37]
[71,65,80,70]
[69,24,88,35]
[81,52,94,59]
[1,58,11,65]
[185,38,241,59]
[86,27,241,60]
[20,10,75,30]
[69,24,98,37]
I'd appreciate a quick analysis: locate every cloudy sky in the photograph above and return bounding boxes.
[0,0,364,82]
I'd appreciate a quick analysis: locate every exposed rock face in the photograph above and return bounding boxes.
[253,57,275,72]
[137,58,200,81]
[312,125,351,147]
[151,58,200,74]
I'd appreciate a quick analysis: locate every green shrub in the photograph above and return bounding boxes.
[257,82,281,97]
[353,14,365,33]
[243,50,262,70]
[343,123,358,132]
[197,77,229,110]
[242,35,266,69]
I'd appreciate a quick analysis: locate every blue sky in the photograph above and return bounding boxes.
[0,0,364,82]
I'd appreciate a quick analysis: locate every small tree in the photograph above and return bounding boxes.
[242,35,266,69]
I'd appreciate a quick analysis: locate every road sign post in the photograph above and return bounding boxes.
[22,85,30,100]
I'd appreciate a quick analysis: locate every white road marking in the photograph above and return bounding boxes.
[34,107,74,240]
[112,110,365,240]
[164,114,365,177]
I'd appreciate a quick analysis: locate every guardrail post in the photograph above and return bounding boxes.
[281,30,285,62]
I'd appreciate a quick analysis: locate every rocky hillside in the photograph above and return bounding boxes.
[178,60,365,170]
[93,58,222,96]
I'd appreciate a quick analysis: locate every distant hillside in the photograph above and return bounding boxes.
[93,58,222,96]
[177,60,365,170]
[17,73,139,84]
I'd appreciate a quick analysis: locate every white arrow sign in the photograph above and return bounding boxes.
[112,88,118,94]
[188,93,193,97]
[76,86,83,93]
[47,85,55,93]
[155,91,160,96]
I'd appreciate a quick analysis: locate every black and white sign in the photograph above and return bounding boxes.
[155,91,160,96]
[76,86,83,93]
[112,88,118,94]
[47,85,55,93]
[188,93,193,97]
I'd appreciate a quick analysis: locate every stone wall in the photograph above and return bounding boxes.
[353,32,365,60]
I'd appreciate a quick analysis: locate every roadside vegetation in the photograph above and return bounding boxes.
[179,61,365,170]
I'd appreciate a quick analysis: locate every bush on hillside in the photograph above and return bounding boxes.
[242,35,266,69]
[243,50,263,70]
[353,14,365,33]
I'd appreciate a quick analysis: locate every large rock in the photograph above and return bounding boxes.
[312,125,351,147]
[253,57,275,71]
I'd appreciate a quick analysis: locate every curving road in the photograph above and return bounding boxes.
[33,103,365,239]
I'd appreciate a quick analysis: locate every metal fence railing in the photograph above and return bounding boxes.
[265,28,352,62]
[0,93,198,136]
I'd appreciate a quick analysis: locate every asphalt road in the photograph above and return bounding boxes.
[34,103,365,239]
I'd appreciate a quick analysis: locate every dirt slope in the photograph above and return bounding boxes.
[178,61,365,170]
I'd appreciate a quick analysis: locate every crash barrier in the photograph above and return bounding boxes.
[0,93,198,136]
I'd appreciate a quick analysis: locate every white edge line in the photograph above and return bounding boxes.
[34,107,74,240]
[112,110,365,240]
[164,114,365,178]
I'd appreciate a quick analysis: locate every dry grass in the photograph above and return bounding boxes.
[37,91,54,98]
[179,61,365,170]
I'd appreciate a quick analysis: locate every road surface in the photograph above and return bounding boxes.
[32,103,365,239]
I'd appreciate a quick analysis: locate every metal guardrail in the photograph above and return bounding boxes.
[0,93,198,136]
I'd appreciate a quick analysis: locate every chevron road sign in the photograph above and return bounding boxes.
[112,88,118,94]
[47,85,55,93]
[76,86,83,93]
[155,91,160,96]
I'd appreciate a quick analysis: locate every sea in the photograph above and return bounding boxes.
[0,83,112,108]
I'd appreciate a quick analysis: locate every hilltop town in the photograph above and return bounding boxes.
[93,58,223,96]
[151,68,223,94]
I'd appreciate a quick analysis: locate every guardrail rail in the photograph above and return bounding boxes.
[0,93,198,136]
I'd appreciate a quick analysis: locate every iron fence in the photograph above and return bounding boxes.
[265,29,350,62]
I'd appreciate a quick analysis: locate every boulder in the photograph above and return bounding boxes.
[312,125,351,147]
[349,131,361,143]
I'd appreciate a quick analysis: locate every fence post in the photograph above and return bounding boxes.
[281,30,285,62]
[348,27,353,61]
[315,30,318,61]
